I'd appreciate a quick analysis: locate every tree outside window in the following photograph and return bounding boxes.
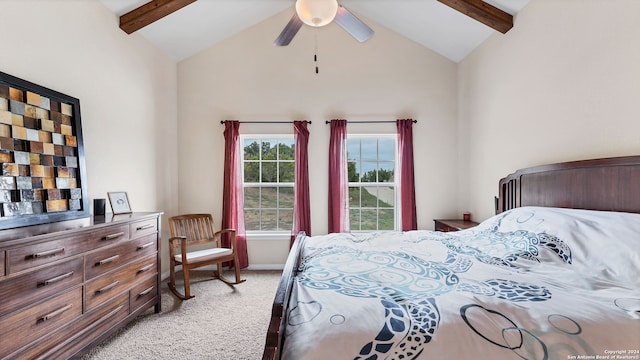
[347,135,397,231]
[242,136,295,232]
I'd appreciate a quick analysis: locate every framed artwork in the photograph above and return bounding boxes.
[108,192,131,214]
[0,71,89,231]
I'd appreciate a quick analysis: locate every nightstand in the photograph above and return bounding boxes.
[434,219,479,232]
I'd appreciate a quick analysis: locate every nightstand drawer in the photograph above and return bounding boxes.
[434,219,479,232]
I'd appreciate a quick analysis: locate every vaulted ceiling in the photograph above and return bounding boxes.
[98,0,529,62]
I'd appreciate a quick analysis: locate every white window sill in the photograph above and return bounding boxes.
[245,232,291,241]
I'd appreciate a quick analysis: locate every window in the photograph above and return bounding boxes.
[347,135,397,231]
[242,136,295,232]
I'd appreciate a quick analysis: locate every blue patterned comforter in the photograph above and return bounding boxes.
[282,207,640,360]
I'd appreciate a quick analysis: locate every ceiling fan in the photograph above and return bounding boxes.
[275,0,374,46]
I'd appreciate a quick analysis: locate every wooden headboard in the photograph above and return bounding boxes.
[497,155,640,214]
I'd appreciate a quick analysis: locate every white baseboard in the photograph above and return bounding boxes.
[245,264,285,271]
[160,263,285,281]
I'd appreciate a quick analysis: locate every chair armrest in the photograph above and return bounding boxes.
[168,235,187,247]
[215,229,237,250]
[169,236,189,262]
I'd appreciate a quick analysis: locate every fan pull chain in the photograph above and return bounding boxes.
[314,32,319,74]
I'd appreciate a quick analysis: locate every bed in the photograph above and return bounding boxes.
[263,156,640,360]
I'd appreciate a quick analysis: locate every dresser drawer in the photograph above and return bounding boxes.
[129,218,157,239]
[85,254,157,311]
[11,293,130,360]
[0,287,82,359]
[85,233,158,280]
[87,223,130,247]
[0,251,4,276]
[0,257,83,317]
[7,224,129,275]
[130,275,158,314]
[7,233,82,274]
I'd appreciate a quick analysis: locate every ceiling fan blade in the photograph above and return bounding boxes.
[275,13,304,46]
[334,5,374,43]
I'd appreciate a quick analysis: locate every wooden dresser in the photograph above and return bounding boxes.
[0,212,162,359]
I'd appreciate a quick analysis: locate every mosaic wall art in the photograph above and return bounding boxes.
[0,72,89,230]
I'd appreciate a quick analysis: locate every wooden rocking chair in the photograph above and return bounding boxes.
[168,213,245,300]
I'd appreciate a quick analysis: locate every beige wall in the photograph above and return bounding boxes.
[458,0,640,221]
[0,0,179,272]
[9,0,632,270]
[178,9,459,267]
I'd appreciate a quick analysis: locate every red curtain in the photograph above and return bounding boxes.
[397,119,417,231]
[328,119,349,233]
[222,121,249,268]
[291,121,311,247]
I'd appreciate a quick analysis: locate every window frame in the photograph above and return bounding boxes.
[347,133,399,232]
[241,134,295,235]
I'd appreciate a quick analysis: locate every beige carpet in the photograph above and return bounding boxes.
[82,270,282,360]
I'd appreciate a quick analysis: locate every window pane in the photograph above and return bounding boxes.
[244,187,260,208]
[280,187,294,208]
[378,209,394,230]
[279,162,294,182]
[262,140,277,160]
[378,138,395,161]
[278,140,295,160]
[244,162,260,183]
[378,161,394,183]
[378,186,395,207]
[361,162,377,182]
[261,210,278,230]
[262,186,277,208]
[361,138,377,161]
[261,162,277,182]
[348,186,361,207]
[244,209,260,230]
[278,210,293,231]
[244,140,260,160]
[361,209,377,230]
[347,139,360,161]
[348,161,360,182]
[349,209,361,231]
[361,186,377,207]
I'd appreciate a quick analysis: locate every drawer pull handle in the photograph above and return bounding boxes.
[39,304,73,322]
[96,281,119,294]
[31,247,65,259]
[136,224,155,231]
[39,271,74,287]
[102,232,125,241]
[97,255,120,266]
[138,264,154,273]
[136,242,155,250]
[138,286,154,297]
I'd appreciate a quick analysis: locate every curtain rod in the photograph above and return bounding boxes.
[324,120,417,124]
[220,120,312,124]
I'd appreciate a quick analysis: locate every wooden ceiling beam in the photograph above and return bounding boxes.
[120,0,198,34]
[437,0,513,34]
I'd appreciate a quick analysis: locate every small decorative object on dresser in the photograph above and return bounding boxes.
[108,191,131,214]
[433,218,479,232]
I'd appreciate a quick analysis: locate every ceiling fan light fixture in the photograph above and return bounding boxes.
[295,0,339,27]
